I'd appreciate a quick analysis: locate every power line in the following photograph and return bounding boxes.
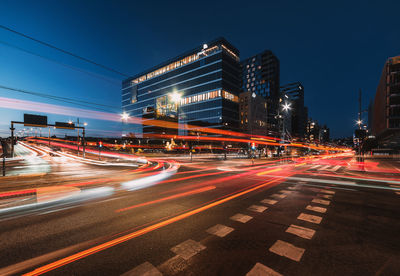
[0,24,129,78]
[0,84,121,112]
[0,40,120,86]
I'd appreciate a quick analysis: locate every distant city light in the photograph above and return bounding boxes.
[356,120,362,125]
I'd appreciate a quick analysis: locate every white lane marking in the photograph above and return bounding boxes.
[170,239,206,260]
[280,190,293,194]
[306,205,327,213]
[310,165,321,169]
[230,213,253,223]
[328,165,341,172]
[206,224,234,237]
[288,186,297,190]
[297,213,323,224]
[317,194,333,199]
[246,262,283,276]
[319,189,335,194]
[121,261,162,276]
[318,165,331,170]
[271,193,286,199]
[261,199,278,205]
[248,205,268,213]
[286,224,316,240]
[269,240,305,262]
[312,198,331,205]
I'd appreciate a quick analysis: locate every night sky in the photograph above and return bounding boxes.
[1,0,399,138]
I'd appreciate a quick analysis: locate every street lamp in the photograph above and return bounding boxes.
[282,102,291,112]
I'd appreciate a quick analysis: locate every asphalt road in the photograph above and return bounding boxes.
[0,148,399,276]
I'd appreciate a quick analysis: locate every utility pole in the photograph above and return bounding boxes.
[77,118,80,156]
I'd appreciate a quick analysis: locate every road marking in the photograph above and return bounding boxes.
[396,192,400,195]
[121,262,162,276]
[310,165,321,169]
[170,239,205,260]
[286,224,316,239]
[23,178,286,276]
[230,213,253,223]
[206,224,234,237]
[288,186,297,190]
[319,189,335,195]
[312,198,330,205]
[317,194,333,199]
[271,193,286,199]
[306,205,327,213]
[318,165,331,170]
[248,205,268,213]
[280,190,293,194]
[257,168,283,176]
[246,263,282,276]
[269,240,305,262]
[328,165,341,172]
[297,213,323,224]
[260,199,278,205]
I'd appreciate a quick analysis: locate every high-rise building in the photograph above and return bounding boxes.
[239,91,268,136]
[240,50,280,134]
[121,38,241,137]
[372,55,400,147]
[280,82,307,139]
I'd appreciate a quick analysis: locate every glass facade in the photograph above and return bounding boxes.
[122,38,241,136]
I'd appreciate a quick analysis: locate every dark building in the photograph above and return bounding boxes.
[240,50,280,134]
[239,91,268,136]
[122,38,241,137]
[280,82,307,139]
[372,55,400,148]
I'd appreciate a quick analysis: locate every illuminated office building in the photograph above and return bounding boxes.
[122,38,241,136]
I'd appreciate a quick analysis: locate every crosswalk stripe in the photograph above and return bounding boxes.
[328,165,341,172]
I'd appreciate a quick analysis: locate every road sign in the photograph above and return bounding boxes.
[24,114,47,126]
[55,122,75,129]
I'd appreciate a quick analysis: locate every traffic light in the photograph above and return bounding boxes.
[251,142,256,150]
[99,141,103,148]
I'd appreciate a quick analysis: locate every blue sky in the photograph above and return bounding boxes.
[1,0,399,138]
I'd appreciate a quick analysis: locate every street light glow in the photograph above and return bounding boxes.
[356,119,362,125]
[121,112,129,120]
[169,91,182,103]
[282,102,291,111]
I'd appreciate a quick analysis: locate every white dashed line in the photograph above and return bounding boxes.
[280,190,293,194]
[121,261,162,276]
[246,263,282,276]
[287,186,297,190]
[297,213,323,224]
[170,239,205,260]
[319,189,335,195]
[317,194,333,199]
[286,224,316,240]
[269,240,305,262]
[230,213,253,223]
[261,199,278,205]
[306,205,327,213]
[312,198,330,205]
[206,224,234,237]
[248,205,268,213]
[271,193,286,199]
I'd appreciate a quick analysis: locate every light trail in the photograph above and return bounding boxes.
[23,177,286,276]
[115,185,216,213]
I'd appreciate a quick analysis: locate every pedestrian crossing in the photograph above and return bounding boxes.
[304,164,344,172]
